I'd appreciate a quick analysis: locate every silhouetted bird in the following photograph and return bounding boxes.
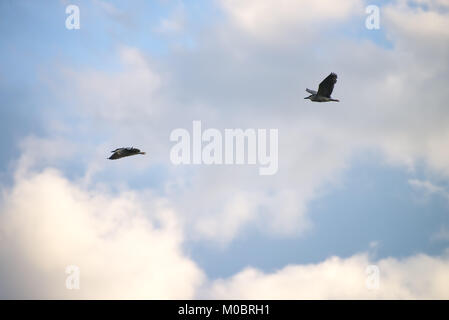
[108,147,146,160]
[305,73,339,102]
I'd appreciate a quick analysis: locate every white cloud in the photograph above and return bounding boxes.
[14,135,77,178]
[219,0,362,42]
[208,252,449,299]
[431,226,449,243]
[195,192,257,244]
[0,166,204,299]
[92,0,134,27]
[154,3,186,34]
[66,46,162,123]
[409,179,449,200]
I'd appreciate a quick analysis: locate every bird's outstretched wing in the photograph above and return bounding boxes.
[306,88,317,95]
[317,73,337,98]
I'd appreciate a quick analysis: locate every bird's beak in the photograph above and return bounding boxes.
[304,96,309,99]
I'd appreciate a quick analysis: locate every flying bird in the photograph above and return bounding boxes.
[108,147,146,160]
[305,73,339,102]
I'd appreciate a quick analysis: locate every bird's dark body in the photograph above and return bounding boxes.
[109,147,145,160]
[305,73,339,102]
[310,96,335,102]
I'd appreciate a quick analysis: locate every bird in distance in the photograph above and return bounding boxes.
[108,147,146,160]
[305,73,340,102]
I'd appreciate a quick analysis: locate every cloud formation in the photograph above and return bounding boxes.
[209,252,449,299]
[219,0,362,42]
[0,166,204,299]
[1,161,449,299]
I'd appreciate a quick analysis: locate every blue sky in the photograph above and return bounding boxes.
[1,0,449,299]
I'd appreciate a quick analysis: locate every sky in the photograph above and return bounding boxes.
[1,0,449,299]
